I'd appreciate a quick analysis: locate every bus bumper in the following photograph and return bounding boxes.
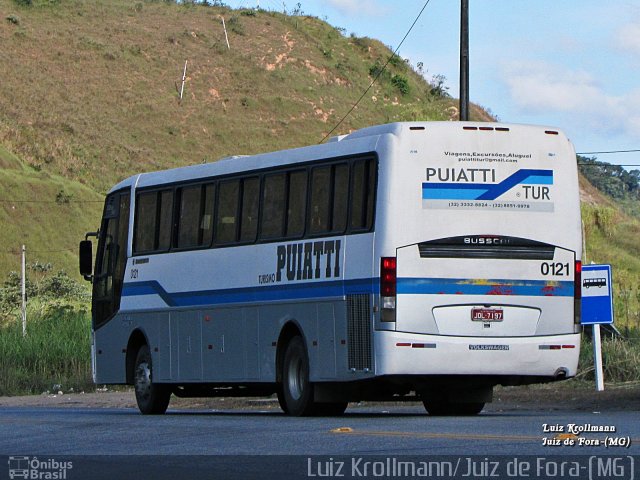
[374,331,580,378]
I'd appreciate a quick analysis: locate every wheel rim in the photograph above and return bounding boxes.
[135,361,152,401]
[286,355,304,401]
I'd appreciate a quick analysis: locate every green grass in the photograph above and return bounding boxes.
[578,331,640,383]
[582,204,640,329]
[0,158,104,280]
[0,0,471,192]
[0,304,93,396]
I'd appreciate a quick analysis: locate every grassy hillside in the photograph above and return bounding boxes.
[0,0,481,192]
[580,175,640,331]
[0,145,103,278]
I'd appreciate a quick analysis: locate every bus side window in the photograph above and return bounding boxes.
[177,185,202,248]
[261,173,286,239]
[157,190,174,250]
[309,166,331,234]
[286,170,307,237]
[332,164,349,233]
[216,180,240,244]
[240,177,260,243]
[134,192,158,253]
[350,158,375,231]
[201,184,215,246]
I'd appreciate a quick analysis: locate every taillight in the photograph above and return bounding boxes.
[381,257,396,322]
[574,261,582,324]
[381,257,396,296]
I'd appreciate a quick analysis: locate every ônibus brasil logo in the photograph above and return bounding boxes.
[8,456,73,480]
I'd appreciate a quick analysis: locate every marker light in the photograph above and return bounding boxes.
[574,261,582,325]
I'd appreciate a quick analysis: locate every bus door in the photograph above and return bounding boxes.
[92,191,130,330]
[394,235,576,337]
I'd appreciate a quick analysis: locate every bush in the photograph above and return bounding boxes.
[582,204,617,238]
[368,61,384,79]
[0,264,88,316]
[227,16,245,36]
[391,74,410,95]
[430,74,450,98]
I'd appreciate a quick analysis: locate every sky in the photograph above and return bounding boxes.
[225,0,640,169]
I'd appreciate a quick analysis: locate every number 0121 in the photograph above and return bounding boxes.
[540,262,569,276]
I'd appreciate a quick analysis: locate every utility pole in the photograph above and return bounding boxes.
[459,0,470,121]
[21,245,26,337]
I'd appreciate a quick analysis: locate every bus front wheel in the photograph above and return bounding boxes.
[133,344,171,415]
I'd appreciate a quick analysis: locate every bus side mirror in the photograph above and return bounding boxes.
[79,240,93,280]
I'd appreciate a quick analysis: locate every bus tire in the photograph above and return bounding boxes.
[422,400,484,416]
[276,384,289,414]
[133,344,171,415]
[281,336,316,416]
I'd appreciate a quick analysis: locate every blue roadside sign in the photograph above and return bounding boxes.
[581,264,614,325]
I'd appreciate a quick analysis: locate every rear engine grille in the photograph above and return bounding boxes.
[347,294,372,371]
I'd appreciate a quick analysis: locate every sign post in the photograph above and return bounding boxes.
[581,264,614,391]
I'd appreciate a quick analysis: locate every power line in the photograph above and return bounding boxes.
[320,0,432,143]
[0,199,102,204]
[578,163,640,167]
[577,149,640,155]
[0,249,77,255]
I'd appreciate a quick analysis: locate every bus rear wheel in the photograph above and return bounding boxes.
[422,400,485,416]
[134,344,171,415]
[279,336,348,416]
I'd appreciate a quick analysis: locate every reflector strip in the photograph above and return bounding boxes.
[397,277,573,297]
[396,342,436,349]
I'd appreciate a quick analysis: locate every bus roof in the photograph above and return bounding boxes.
[108,121,569,193]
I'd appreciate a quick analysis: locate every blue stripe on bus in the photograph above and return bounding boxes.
[122,278,377,307]
[422,169,553,201]
[397,278,573,297]
[122,275,573,308]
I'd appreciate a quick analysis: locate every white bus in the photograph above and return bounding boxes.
[80,121,582,416]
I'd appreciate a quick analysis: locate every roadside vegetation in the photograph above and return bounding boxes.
[0,266,92,396]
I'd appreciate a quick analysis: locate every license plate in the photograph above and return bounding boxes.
[471,308,504,322]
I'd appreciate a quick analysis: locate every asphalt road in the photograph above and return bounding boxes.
[1,404,638,479]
